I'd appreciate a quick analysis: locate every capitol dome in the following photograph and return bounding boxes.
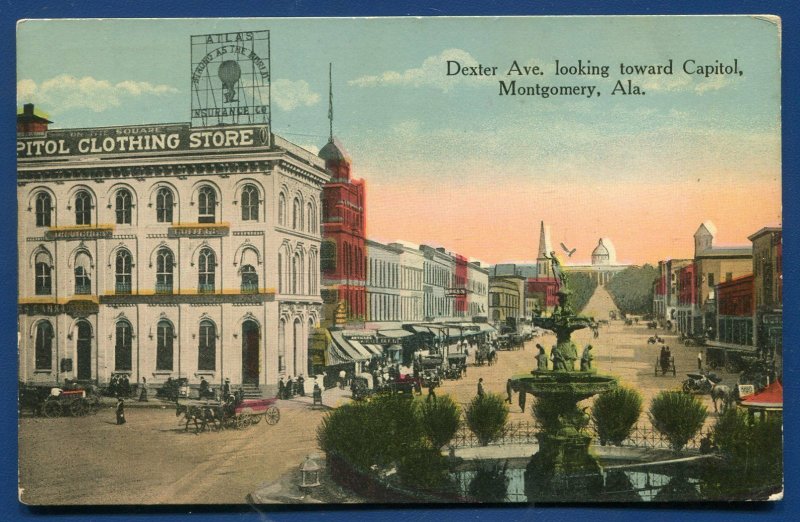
[591,238,616,266]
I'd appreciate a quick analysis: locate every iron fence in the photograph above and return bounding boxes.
[450,419,712,451]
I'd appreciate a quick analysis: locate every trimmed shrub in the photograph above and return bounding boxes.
[396,445,452,492]
[713,409,783,482]
[418,394,462,449]
[649,391,707,451]
[592,386,643,446]
[466,393,508,446]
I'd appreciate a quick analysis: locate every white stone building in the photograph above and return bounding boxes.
[17,109,328,394]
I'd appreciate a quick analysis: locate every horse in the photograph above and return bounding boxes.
[710,384,735,413]
[175,402,220,433]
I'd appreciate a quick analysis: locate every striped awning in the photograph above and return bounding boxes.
[378,329,414,339]
[348,340,374,359]
[364,344,384,356]
[330,331,369,362]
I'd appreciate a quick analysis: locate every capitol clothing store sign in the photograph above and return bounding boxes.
[17,124,270,159]
[191,31,271,127]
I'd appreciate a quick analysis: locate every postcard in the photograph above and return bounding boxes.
[16,16,782,505]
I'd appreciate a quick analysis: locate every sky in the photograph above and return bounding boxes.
[16,16,781,265]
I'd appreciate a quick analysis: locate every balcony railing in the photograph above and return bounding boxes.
[74,284,91,295]
[115,282,132,295]
[198,284,216,294]
[241,282,259,294]
[155,282,173,295]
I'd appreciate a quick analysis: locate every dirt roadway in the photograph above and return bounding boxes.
[18,400,334,505]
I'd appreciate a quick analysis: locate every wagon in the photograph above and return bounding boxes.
[223,397,280,429]
[42,388,100,417]
[654,355,676,377]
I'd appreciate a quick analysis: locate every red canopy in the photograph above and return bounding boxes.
[740,381,783,409]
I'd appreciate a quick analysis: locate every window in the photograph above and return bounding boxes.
[35,192,52,227]
[708,273,715,288]
[74,253,91,295]
[198,186,216,223]
[35,260,52,295]
[491,293,500,307]
[115,189,132,225]
[156,320,173,371]
[156,248,174,294]
[198,248,216,293]
[292,253,303,294]
[198,320,216,371]
[35,321,53,370]
[115,320,132,371]
[292,197,302,230]
[113,250,132,294]
[306,201,316,233]
[278,193,287,226]
[278,252,283,293]
[75,190,92,225]
[241,185,259,221]
[241,264,258,293]
[156,187,174,223]
[321,241,336,272]
[278,319,286,372]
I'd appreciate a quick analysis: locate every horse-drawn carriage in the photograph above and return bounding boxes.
[175,396,279,433]
[19,384,101,417]
[443,353,467,380]
[654,355,676,377]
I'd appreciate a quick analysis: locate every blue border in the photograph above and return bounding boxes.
[1,1,796,521]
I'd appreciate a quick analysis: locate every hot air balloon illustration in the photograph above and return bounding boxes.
[218,60,241,103]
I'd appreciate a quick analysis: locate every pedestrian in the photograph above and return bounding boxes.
[222,377,231,399]
[505,378,513,403]
[477,377,485,398]
[115,397,126,425]
[427,381,437,402]
[199,376,210,399]
[121,374,130,397]
[286,376,295,398]
[109,374,119,397]
[313,382,322,405]
[518,389,527,414]
[339,369,346,390]
[697,351,703,371]
[298,374,305,397]
[138,377,149,402]
[278,377,286,399]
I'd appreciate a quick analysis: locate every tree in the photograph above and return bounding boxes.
[605,264,659,316]
[591,386,643,446]
[418,394,462,449]
[465,393,508,446]
[566,272,598,314]
[649,391,707,451]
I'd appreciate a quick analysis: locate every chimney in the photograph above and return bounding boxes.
[17,103,52,135]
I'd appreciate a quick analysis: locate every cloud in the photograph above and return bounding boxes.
[271,79,320,111]
[349,48,493,92]
[17,75,178,113]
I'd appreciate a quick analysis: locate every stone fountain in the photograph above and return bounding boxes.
[512,260,618,501]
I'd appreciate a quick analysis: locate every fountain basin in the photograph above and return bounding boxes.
[512,370,618,401]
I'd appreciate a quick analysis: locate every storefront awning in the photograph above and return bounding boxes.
[378,329,414,339]
[364,344,384,356]
[330,330,370,362]
[408,325,435,334]
[478,323,496,333]
[348,340,374,359]
[740,381,783,410]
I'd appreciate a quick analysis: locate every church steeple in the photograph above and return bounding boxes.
[536,221,552,278]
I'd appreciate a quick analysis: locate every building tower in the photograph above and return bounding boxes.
[694,221,716,256]
[320,63,367,325]
[536,221,552,278]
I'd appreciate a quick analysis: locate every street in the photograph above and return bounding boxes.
[19,287,735,505]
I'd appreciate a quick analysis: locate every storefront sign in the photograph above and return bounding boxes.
[45,227,113,240]
[168,225,229,238]
[17,124,270,158]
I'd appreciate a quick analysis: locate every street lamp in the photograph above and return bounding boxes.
[299,455,321,488]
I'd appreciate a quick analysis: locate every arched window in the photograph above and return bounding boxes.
[241,185,259,221]
[156,320,173,371]
[115,189,132,225]
[241,265,258,293]
[278,252,283,293]
[198,186,216,223]
[115,249,132,294]
[292,252,302,294]
[308,251,318,294]
[198,248,216,293]
[198,320,216,371]
[35,252,52,295]
[156,248,174,294]
[306,201,316,233]
[35,321,54,370]
[156,187,174,223]
[75,190,92,225]
[293,318,302,376]
[292,197,302,230]
[115,320,132,371]
[74,252,91,295]
[278,319,286,372]
[35,192,52,227]
[278,193,287,226]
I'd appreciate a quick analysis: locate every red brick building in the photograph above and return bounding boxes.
[716,274,754,346]
[527,277,560,314]
[319,139,366,323]
[676,262,698,335]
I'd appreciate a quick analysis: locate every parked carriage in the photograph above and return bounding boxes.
[444,353,467,379]
[38,388,101,417]
[654,355,677,377]
[176,396,280,433]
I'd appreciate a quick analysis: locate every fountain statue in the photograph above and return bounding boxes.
[511,270,618,501]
